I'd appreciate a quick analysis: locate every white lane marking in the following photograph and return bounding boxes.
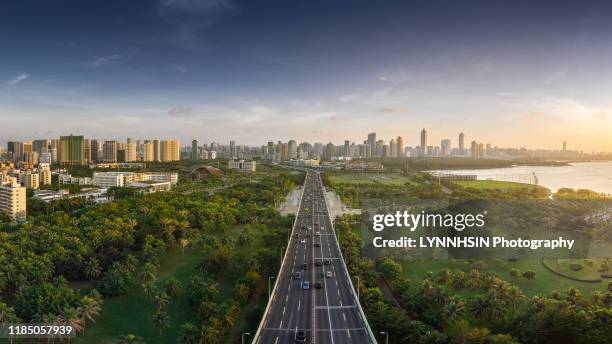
[298,300,301,311]
[283,306,286,315]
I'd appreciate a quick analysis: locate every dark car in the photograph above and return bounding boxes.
[315,260,323,266]
[315,281,322,289]
[302,263,308,270]
[314,242,321,247]
[324,259,331,265]
[295,330,307,343]
[293,272,301,279]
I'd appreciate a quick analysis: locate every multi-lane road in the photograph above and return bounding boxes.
[253,171,376,344]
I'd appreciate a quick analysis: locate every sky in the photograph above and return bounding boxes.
[2,0,612,151]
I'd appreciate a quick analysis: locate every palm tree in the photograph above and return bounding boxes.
[442,296,466,325]
[522,270,536,280]
[142,282,158,301]
[141,263,157,283]
[78,295,102,326]
[61,307,85,334]
[153,311,170,335]
[125,254,138,273]
[437,269,453,286]
[177,322,200,344]
[84,258,102,280]
[509,268,519,279]
[505,286,524,311]
[155,292,170,311]
[222,303,240,328]
[117,334,145,344]
[164,278,182,298]
[451,271,466,290]
[430,286,448,306]
[0,303,17,322]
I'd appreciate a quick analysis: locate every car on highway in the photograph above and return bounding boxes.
[315,260,323,266]
[326,271,332,278]
[315,231,320,236]
[302,263,308,270]
[295,330,307,343]
[324,259,331,265]
[293,272,301,279]
[314,242,320,247]
[315,281,322,289]
[302,281,310,289]
[300,239,306,244]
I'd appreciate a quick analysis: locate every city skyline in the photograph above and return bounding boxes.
[3,0,612,150]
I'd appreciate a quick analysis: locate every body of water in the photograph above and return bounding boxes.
[433,161,612,194]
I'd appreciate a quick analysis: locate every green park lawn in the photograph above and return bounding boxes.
[75,225,272,344]
[398,258,609,298]
[454,180,542,190]
[329,173,414,186]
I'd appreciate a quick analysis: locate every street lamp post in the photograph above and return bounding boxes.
[268,275,275,300]
[356,275,360,299]
[380,331,389,344]
[241,332,251,344]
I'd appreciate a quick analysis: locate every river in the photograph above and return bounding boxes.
[432,161,612,194]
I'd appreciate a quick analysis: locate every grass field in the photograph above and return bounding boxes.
[75,224,272,344]
[329,173,414,186]
[454,180,542,190]
[399,258,609,298]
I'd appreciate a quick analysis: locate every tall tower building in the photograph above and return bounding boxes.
[143,142,154,161]
[288,140,297,159]
[420,128,428,156]
[441,139,451,156]
[192,139,199,160]
[389,138,397,158]
[367,133,376,152]
[126,142,137,162]
[90,140,100,163]
[58,135,85,165]
[563,141,567,151]
[103,141,118,162]
[459,132,465,155]
[153,139,161,161]
[161,140,180,161]
[396,136,404,158]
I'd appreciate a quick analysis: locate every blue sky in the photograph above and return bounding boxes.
[2,0,612,151]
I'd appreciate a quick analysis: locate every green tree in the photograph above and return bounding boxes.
[153,310,170,335]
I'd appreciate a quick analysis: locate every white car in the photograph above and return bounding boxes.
[300,239,306,244]
[326,271,332,278]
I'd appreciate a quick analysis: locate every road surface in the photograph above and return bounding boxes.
[253,171,376,344]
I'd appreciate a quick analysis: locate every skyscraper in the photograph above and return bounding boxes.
[420,129,427,156]
[563,141,567,151]
[126,142,137,162]
[396,136,404,158]
[192,139,199,160]
[367,133,376,153]
[389,138,397,157]
[143,142,154,161]
[58,135,85,165]
[103,141,118,162]
[160,140,180,161]
[288,140,297,159]
[91,139,100,163]
[459,132,465,155]
[153,139,161,161]
[441,139,451,156]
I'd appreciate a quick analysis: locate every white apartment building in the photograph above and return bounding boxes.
[228,160,256,173]
[92,172,135,188]
[0,182,27,219]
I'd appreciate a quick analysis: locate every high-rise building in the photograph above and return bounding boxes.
[563,141,567,151]
[389,138,397,158]
[58,135,85,165]
[153,139,161,161]
[458,132,465,154]
[84,139,91,164]
[103,140,118,162]
[367,133,376,152]
[191,140,198,160]
[441,139,451,156]
[396,136,404,158]
[126,142,137,162]
[288,140,297,159]
[160,140,180,161]
[0,182,26,218]
[143,142,154,161]
[32,139,50,153]
[420,129,428,156]
[18,171,40,189]
[229,140,237,159]
[91,139,100,163]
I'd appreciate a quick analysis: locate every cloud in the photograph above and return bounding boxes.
[381,107,407,113]
[6,74,30,86]
[338,94,360,103]
[158,0,236,48]
[168,106,194,116]
[90,53,130,67]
